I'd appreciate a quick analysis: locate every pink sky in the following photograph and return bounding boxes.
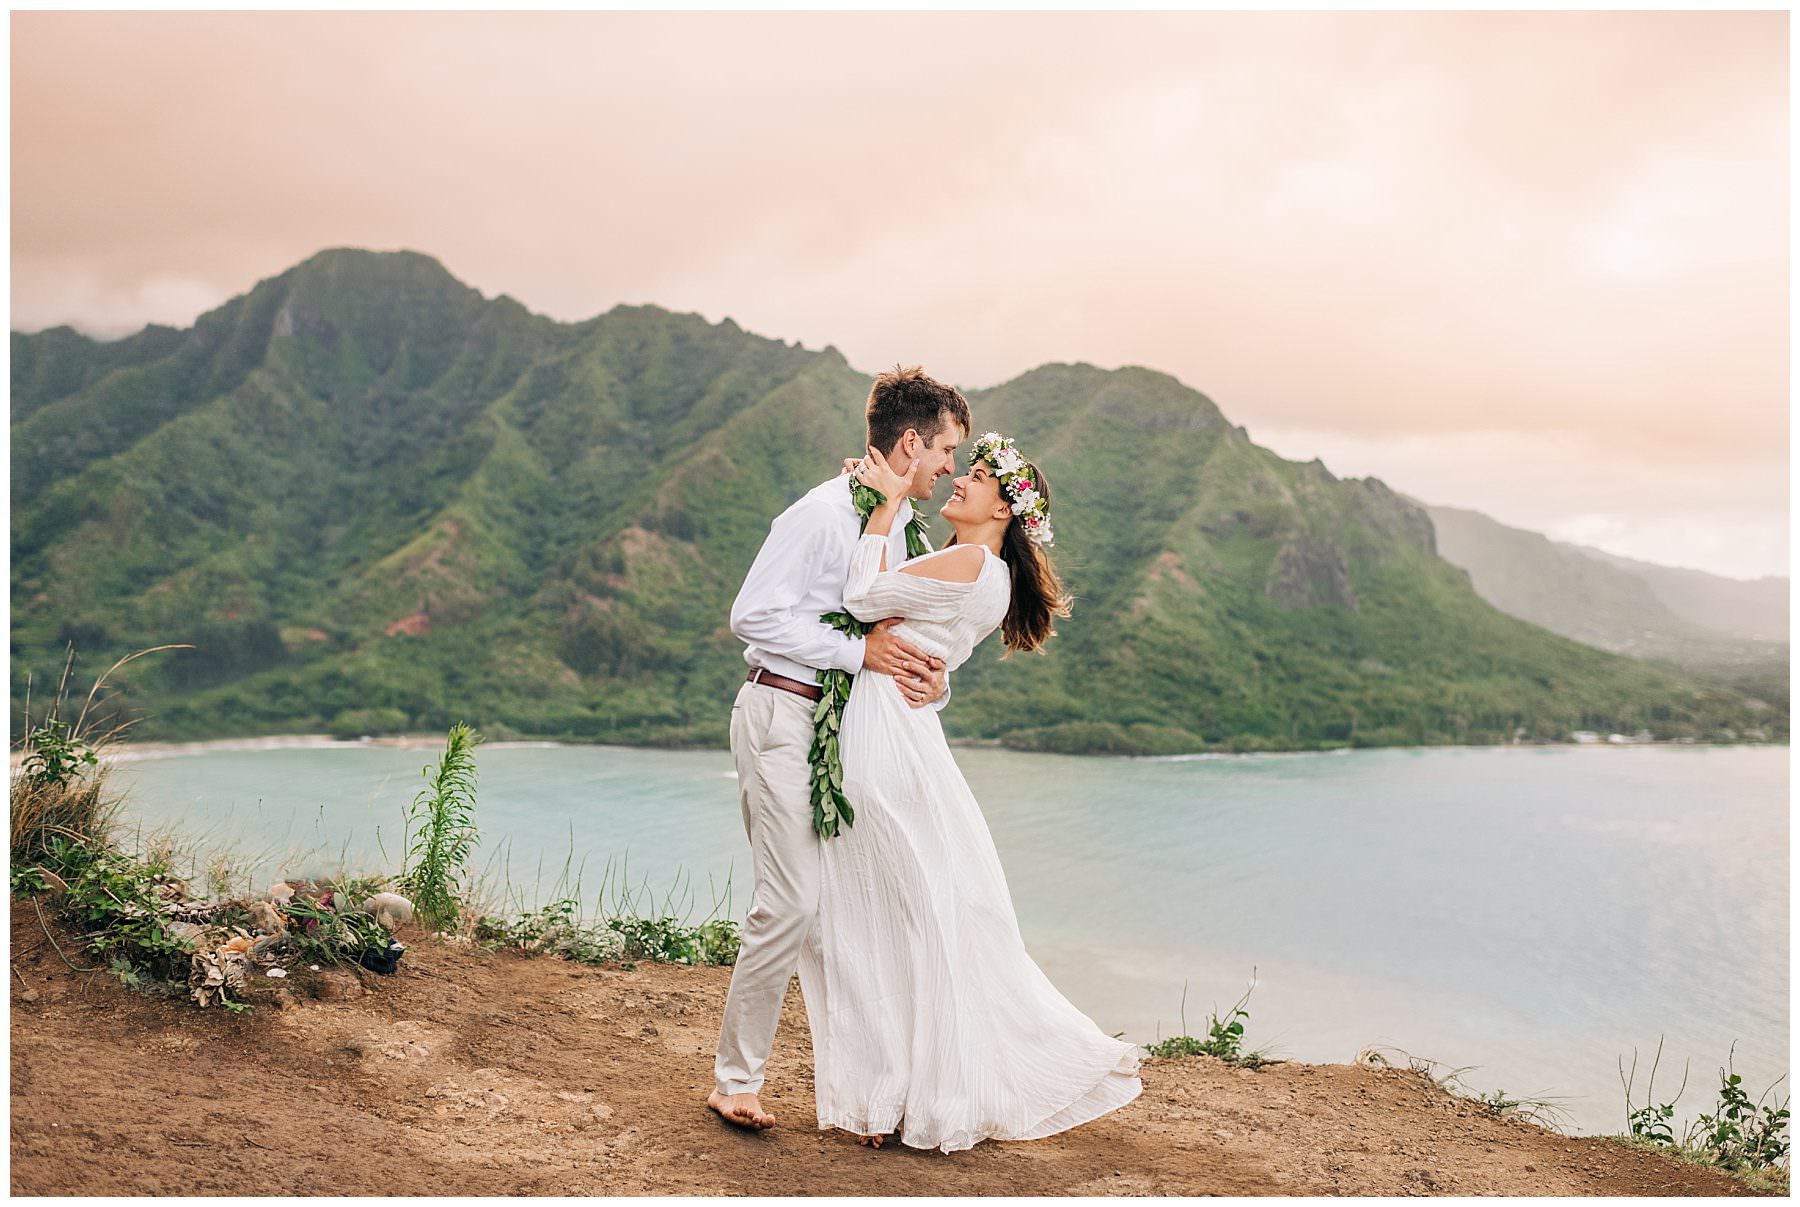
[10,10,1789,578]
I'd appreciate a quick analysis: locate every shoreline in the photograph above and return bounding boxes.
[12,730,1782,770]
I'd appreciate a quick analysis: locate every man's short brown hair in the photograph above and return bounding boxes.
[865,364,971,456]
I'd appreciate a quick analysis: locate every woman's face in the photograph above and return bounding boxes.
[940,459,1009,526]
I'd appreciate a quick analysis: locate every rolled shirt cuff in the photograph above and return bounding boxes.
[835,634,868,674]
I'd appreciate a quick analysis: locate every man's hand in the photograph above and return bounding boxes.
[896,661,948,709]
[863,618,944,684]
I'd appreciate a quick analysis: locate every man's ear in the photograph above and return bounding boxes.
[899,429,919,459]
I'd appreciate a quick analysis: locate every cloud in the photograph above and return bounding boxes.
[10,261,233,339]
[9,10,1787,574]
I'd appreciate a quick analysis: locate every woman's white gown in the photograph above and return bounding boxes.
[795,533,1142,1154]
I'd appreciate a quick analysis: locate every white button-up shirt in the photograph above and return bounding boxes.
[730,473,948,708]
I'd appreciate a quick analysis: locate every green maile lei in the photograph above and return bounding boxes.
[808,477,931,839]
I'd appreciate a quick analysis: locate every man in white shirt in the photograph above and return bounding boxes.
[708,365,972,1132]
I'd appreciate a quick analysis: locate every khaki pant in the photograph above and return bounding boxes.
[713,678,821,1097]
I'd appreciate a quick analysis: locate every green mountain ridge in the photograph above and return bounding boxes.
[1421,503,1788,706]
[10,247,1784,753]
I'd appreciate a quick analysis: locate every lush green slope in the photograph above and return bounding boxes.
[10,249,1784,753]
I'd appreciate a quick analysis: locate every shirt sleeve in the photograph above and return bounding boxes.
[899,528,956,711]
[843,535,980,624]
[729,502,866,675]
[928,665,953,712]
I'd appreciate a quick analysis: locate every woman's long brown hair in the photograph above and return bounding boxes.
[994,460,1072,654]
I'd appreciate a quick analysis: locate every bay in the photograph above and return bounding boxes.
[107,739,1787,1138]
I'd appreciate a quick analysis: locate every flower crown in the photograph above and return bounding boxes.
[971,431,1054,547]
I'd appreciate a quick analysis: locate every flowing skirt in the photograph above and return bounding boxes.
[795,669,1142,1154]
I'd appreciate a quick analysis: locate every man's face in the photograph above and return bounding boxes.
[898,416,965,501]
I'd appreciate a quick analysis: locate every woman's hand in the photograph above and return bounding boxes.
[853,445,915,502]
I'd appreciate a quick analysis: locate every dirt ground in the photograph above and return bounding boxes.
[9,908,1768,1196]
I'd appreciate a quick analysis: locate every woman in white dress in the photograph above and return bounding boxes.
[795,433,1143,1154]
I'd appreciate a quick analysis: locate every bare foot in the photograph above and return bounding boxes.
[855,1131,897,1148]
[706,1089,775,1130]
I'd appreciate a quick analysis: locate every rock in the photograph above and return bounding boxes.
[354,1022,432,1060]
[1404,1168,1440,1192]
[312,970,364,1002]
[248,902,285,932]
[250,932,289,960]
[1263,534,1358,612]
[426,1075,510,1119]
[359,893,414,932]
[571,1102,616,1131]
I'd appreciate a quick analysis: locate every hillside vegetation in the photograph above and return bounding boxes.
[11,248,1783,754]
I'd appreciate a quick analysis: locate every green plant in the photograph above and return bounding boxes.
[475,857,740,968]
[1690,1043,1790,1172]
[1143,971,1276,1067]
[397,722,482,930]
[1620,1035,1690,1146]
[482,896,623,963]
[27,833,195,986]
[10,644,189,865]
[1631,1099,1679,1145]
[19,716,97,789]
[106,955,144,990]
[605,913,740,966]
[281,894,392,967]
[1611,1036,1790,1189]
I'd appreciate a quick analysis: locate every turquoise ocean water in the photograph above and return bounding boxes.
[108,740,1787,1137]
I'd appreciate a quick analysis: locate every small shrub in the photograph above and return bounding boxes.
[1690,1044,1790,1172]
[11,643,189,865]
[1143,970,1275,1067]
[396,723,482,930]
[281,893,392,968]
[607,913,740,966]
[26,834,196,988]
[477,897,739,968]
[18,716,97,789]
[326,707,410,739]
[1614,1036,1789,1188]
[480,897,624,964]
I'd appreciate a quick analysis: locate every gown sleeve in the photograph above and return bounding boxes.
[842,534,980,624]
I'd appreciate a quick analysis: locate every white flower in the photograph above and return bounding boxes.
[1009,486,1041,515]
[995,447,1025,475]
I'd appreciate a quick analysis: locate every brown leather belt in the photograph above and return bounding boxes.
[745,666,824,702]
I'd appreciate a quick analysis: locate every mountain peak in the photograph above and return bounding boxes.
[293,245,454,276]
